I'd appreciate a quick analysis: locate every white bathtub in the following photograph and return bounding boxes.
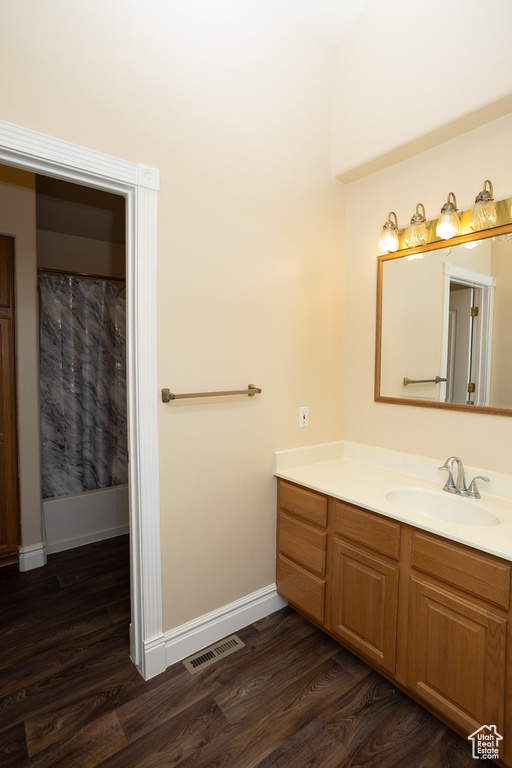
[43,484,129,554]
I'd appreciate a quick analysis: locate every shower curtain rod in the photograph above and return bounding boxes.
[37,267,126,283]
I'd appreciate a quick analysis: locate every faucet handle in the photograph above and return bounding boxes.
[466,475,490,499]
[438,465,457,493]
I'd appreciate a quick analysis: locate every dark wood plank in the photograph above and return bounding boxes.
[0,626,131,732]
[23,710,127,768]
[0,619,129,701]
[168,656,359,768]
[331,643,374,681]
[97,698,229,768]
[25,684,124,757]
[418,727,484,767]
[106,598,131,623]
[341,698,447,768]
[253,717,348,768]
[0,607,114,671]
[320,670,406,751]
[215,629,343,724]
[0,722,28,767]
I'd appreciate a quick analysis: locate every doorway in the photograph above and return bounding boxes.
[36,176,129,554]
[0,119,163,680]
[442,264,495,407]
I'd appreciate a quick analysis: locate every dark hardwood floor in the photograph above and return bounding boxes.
[0,535,481,767]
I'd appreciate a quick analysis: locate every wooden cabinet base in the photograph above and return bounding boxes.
[276,478,512,768]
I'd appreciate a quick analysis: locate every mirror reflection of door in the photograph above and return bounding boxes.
[446,283,481,404]
[377,236,508,410]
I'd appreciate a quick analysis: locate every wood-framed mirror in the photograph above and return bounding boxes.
[375,206,512,416]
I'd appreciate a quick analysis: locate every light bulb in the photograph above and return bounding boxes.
[436,193,461,239]
[470,179,497,231]
[405,203,428,248]
[378,212,399,253]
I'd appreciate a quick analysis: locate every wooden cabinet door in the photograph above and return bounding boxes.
[0,236,19,564]
[408,576,506,736]
[331,538,399,674]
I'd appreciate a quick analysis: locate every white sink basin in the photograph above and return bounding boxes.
[385,487,502,527]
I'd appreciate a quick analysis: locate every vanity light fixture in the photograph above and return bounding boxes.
[436,192,461,240]
[378,211,400,253]
[470,179,497,231]
[405,203,428,248]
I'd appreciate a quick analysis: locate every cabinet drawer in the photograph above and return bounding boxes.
[334,502,400,560]
[411,533,510,610]
[278,480,327,527]
[278,511,327,576]
[277,555,325,623]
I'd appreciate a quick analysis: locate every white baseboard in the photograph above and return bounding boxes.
[44,485,129,554]
[46,525,130,555]
[19,542,47,571]
[142,635,168,680]
[163,584,287,670]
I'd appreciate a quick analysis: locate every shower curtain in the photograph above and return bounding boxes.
[40,275,127,499]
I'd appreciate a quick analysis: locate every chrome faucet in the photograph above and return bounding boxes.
[438,456,490,499]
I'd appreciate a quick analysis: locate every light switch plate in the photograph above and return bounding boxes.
[299,406,309,428]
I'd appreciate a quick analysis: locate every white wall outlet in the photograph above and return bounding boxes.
[299,406,309,428]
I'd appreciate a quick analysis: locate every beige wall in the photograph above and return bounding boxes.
[0,166,43,547]
[36,178,126,276]
[37,230,125,277]
[0,1,344,628]
[332,0,512,180]
[345,111,512,475]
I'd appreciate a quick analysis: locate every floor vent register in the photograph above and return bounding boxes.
[182,634,246,675]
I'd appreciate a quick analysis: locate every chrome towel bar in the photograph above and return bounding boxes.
[162,384,262,402]
[403,376,446,387]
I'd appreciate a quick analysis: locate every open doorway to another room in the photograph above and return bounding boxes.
[0,120,162,680]
[36,176,128,555]
[0,163,130,618]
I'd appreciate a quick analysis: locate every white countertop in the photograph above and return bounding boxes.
[274,441,512,562]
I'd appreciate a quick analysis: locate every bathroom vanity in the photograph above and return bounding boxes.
[275,444,512,767]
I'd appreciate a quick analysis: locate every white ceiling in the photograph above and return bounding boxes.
[275,0,371,46]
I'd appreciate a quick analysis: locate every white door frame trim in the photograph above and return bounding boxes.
[0,119,164,679]
[442,263,495,408]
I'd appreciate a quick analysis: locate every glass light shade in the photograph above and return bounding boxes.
[378,225,399,254]
[405,203,428,248]
[378,212,399,253]
[436,193,461,240]
[469,199,497,231]
[405,220,428,248]
[470,179,496,231]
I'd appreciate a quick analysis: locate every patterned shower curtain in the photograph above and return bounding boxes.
[40,275,128,499]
